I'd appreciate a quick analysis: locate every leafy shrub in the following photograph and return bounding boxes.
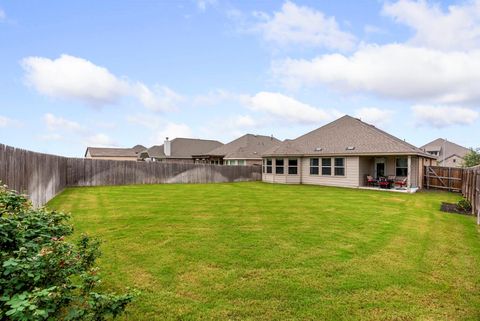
[0,184,137,320]
[457,199,472,213]
[463,148,480,168]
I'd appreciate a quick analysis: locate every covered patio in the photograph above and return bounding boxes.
[358,155,421,192]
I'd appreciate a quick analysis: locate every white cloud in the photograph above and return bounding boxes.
[0,115,11,127]
[38,133,64,142]
[247,91,340,125]
[192,89,249,107]
[354,107,395,127]
[383,0,480,51]
[135,84,184,112]
[364,25,386,35]
[126,114,163,130]
[21,54,182,111]
[0,115,21,128]
[273,44,480,105]
[43,113,83,132]
[83,133,117,147]
[153,122,193,143]
[253,1,356,50]
[230,114,258,128]
[412,105,479,128]
[196,0,217,11]
[0,8,6,21]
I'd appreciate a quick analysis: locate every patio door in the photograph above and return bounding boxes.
[375,158,385,178]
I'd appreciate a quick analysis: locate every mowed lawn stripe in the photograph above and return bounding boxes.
[47,182,480,321]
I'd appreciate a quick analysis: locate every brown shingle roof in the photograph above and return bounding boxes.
[132,144,147,154]
[421,138,470,161]
[205,134,281,159]
[144,138,223,159]
[263,115,434,158]
[85,147,138,158]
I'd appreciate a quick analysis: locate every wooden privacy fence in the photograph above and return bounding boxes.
[0,143,262,207]
[424,166,463,192]
[462,165,480,223]
[425,165,480,223]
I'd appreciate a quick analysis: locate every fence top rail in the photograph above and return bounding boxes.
[0,143,68,160]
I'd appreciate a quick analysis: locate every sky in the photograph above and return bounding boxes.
[0,0,478,157]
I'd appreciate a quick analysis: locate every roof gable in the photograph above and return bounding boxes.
[85,147,138,158]
[144,138,223,159]
[206,134,281,159]
[264,115,433,157]
[421,138,470,159]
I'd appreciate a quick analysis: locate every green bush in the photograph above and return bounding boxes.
[463,148,480,168]
[0,184,137,320]
[457,199,472,213]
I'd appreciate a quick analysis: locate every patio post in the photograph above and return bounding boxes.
[407,156,412,188]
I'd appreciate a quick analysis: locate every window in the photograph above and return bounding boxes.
[321,158,332,175]
[334,158,345,176]
[288,159,298,175]
[275,158,284,174]
[310,158,319,175]
[266,158,272,173]
[396,157,408,176]
[238,160,246,166]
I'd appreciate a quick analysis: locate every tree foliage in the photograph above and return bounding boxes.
[0,184,136,320]
[463,148,480,168]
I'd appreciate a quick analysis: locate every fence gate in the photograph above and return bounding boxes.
[424,166,463,192]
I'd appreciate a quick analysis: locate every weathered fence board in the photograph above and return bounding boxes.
[0,143,262,207]
[461,165,480,219]
[0,144,68,207]
[423,166,463,192]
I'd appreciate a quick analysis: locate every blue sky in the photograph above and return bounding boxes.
[0,0,478,156]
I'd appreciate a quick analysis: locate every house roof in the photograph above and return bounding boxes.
[263,115,434,158]
[143,138,223,159]
[85,147,138,158]
[132,144,147,154]
[203,134,281,159]
[420,138,470,161]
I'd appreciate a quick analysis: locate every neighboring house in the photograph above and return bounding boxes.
[84,145,146,161]
[138,137,223,163]
[194,134,281,166]
[261,115,436,189]
[420,138,470,167]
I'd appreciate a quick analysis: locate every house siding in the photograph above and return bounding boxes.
[301,156,360,188]
[86,156,138,161]
[358,156,373,186]
[262,155,433,189]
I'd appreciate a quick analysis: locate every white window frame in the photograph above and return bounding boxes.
[334,157,345,176]
[275,158,284,175]
[266,158,272,173]
[310,158,319,175]
[288,158,298,175]
[321,158,332,176]
[395,157,408,177]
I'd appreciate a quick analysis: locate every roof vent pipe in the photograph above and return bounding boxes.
[164,137,171,157]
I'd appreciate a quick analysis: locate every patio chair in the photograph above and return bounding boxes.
[387,175,396,181]
[378,177,390,189]
[395,177,408,189]
[366,175,377,187]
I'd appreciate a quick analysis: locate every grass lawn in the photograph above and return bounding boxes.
[47,182,480,321]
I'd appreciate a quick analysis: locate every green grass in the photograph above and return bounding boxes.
[47,182,480,320]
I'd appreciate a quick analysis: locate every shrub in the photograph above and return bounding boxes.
[462,148,480,168]
[0,184,137,320]
[457,199,472,213]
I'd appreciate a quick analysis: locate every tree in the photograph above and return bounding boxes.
[0,184,137,320]
[463,148,480,168]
